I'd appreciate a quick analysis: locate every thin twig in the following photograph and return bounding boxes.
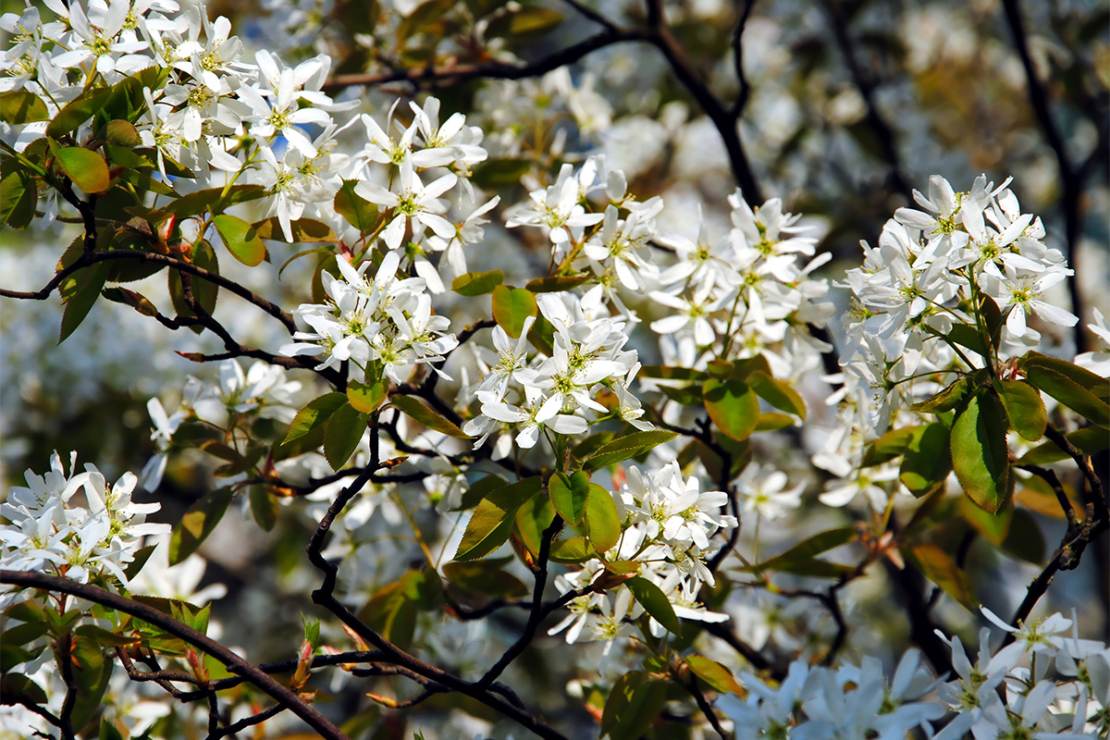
[688,681,729,739]
[477,515,563,688]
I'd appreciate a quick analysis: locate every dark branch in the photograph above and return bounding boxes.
[0,569,350,740]
[0,249,296,334]
[1001,0,1091,353]
[822,0,913,203]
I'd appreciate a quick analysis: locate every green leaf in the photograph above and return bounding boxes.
[547,535,594,563]
[582,430,678,471]
[99,718,125,740]
[443,558,529,598]
[348,379,390,414]
[525,274,591,293]
[748,371,807,420]
[703,378,759,441]
[391,395,469,438]
[59,262,110,344]
[1,674,48,707]
[213,213,266,266]
[469,157,531,188]
[625,577,681,635]
[947,323,990,359]
[123,544,158,580]
[601,671,668,740]
[397,0,458,42]
[513,491,555,555]
[0,90,48,124]
[755,412,795,431]
[452,270,503,296]
[899,422,952,496]
[324,401,366,470]
[745,527,856,577]
[1023,361,1109,428]
[167,240,219,332]
[527,310,556,355]
[458,474,508,511]
[455,477,543,560]
[169,487,233,565]
[251,217,338,243]
[585,483,620,553]
[951,391,1011,513]
[861,425,923,467]
[334,178,380,234]
[248,485,279,532]
[487,4,564,38]
[1001,508,1045,564]
[686,655,743,694]
[357,572,426,651]
[960,494,1013,545]
[103,119,141,148]
[1,169,37,228]
[46,87,111,137]
[639,365,709,382]
[284,392,348,443]
[1020,352,1110,399]
[159,184,267,219]
[1017,426,1109,465]
[57,146,110,193]
[491,285,537,338]
[910,543,977,610]
[549,471,590,525]
[912,376,974,413]
[998,379,1046,441]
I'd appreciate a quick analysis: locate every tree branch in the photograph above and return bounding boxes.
[1001,0,1090,353]
[0,249,296,334]
[0,570,350,740]
[822,0,913,204]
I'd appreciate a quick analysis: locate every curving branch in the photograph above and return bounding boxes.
[304,429,568,739]
[1001,0,1103,354]
[822,0,914,204]
[322,29,651,91]
[644,0,762,202]
[0,569,350,740]
[729,0,758,119]
[0,248,296,335]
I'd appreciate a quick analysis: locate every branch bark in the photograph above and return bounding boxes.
[0,569,350,740]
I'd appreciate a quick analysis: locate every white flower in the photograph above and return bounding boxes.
[356,157,458,251]
[1075,308,1110,377]
[735,463,804,520]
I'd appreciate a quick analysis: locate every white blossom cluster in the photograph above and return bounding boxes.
[813,174,1081,510]
[714,607,1107,739]
[141,358,303,491]
[0,451,169,606]
[462,291,644,454]
[0,0,504,285]
[648,192,836,381]
[549,462,735,651]
[281,252,459,384]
